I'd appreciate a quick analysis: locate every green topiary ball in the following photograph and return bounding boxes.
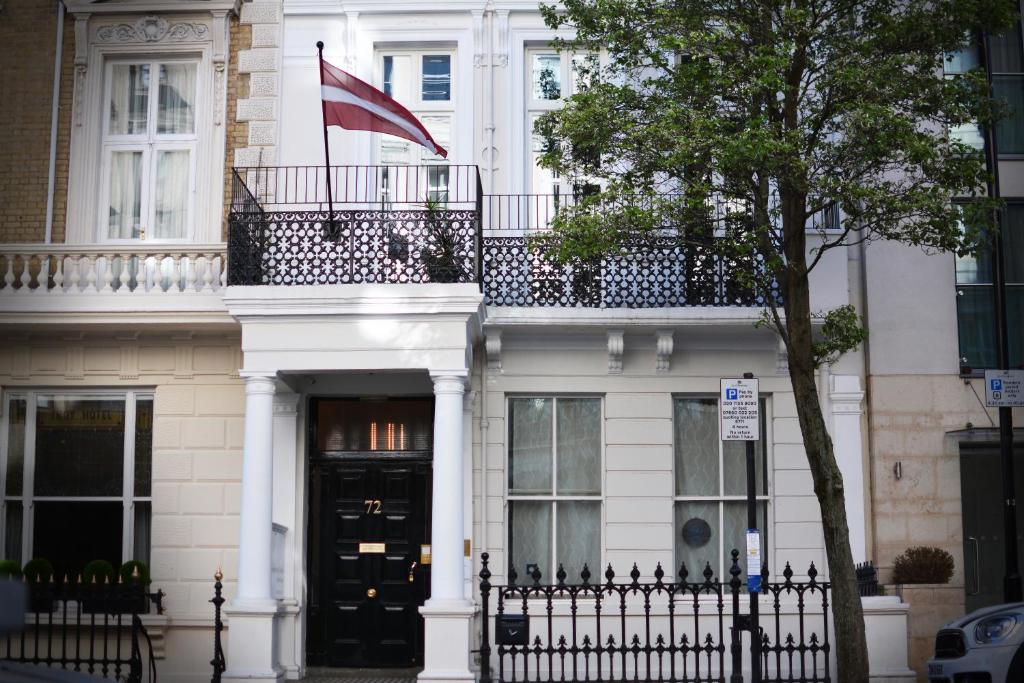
[892,546,955,584]
[83,559,117,584]
[119,561,151,585]
[22,558,54,583]
[0,559,22,579]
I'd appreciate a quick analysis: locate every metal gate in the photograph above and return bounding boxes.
[477,551,831,683]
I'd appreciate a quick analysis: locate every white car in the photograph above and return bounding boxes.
[927,602,1024,682]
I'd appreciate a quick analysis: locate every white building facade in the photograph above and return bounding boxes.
[0,1,947,682]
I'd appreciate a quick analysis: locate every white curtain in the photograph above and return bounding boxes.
[153,150,190,238]
[109,64,149,136]
[157,64,196,134]
[555,500,600,581]
[510,500,551,580]
[509,398,553,494]
[674,398,719,496]
[555,398,601,494]
[108,151,142,239]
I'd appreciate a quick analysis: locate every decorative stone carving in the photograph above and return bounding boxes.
[607,329,624,374]
[485,331,502,373]
[655,330,674,373]
[95,16,210,44]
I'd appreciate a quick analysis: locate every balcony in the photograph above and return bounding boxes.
[227,165,782,309]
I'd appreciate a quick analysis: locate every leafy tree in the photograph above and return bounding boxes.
[535,0,1015,679]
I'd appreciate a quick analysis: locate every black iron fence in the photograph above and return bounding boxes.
[2,578,160,682]
[210,571,226,683]
[478,551,830,683]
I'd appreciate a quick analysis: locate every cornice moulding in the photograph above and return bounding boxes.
[66,1,240,15]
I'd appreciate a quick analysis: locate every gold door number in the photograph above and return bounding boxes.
[364,499,383,514]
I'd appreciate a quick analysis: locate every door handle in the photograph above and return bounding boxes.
[367,587,378,599]
[408,561,418,583]
[967,536,980,596]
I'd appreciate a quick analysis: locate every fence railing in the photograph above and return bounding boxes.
[2,578,159,683]
[478,551,830,683]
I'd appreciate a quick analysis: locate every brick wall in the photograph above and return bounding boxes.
[222,17,251,239]
[0,0,74,244]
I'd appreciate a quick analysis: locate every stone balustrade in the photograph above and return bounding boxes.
[0,244,228,296]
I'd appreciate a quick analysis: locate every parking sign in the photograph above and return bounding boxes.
[985,370,1024,407]
[720,378,760,441]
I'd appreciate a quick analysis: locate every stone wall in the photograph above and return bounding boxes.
[0,0,74,244]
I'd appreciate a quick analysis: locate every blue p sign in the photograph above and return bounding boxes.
[726,388,738,400]
[992,379,1003,391]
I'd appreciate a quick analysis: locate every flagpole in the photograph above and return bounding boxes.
[316,41,336,236]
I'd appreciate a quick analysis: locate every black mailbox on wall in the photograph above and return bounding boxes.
[495,614,529,645]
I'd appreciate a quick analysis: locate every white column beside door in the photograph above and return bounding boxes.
[830,374,867,565]
[223,372,284,683]
[420,371,476,683]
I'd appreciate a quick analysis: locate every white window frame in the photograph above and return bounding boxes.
[65,11,229,246]
[374,47,456,166]
[505,395,605,582]
[671,395,772,579]
[0,389,154,568]
[98,58,200,244]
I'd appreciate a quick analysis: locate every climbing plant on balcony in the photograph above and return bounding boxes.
[534,1,1016,680]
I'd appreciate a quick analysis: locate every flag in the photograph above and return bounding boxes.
[318,55,448,159]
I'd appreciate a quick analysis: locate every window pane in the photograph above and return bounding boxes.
[109,64,150,135]
[723,501,768,580]
[994,75,1024,154]
[383,55,395,97]
[1010,286,1024,368]
[509,500,551,581]
[945,44,980,75]
[153,150,190,239]
[5,398,26,496]
[951,123,985,151]
[509,398,553,494]
[34,501,122,581]
[422,55,451,101]
[134,501,151,563]
[556,501,599,581]
[4,501,22,565]
[135,397,153,497]
[674,398,719,496]
[675,500,719,579]
[157,63,197,134]
[427,165,450,203]
[958,286,997,369]
[420,115,451,162]
[991,27,1023,73]
[34,396,126,497]
[556,398,601,495]
[383,55,412,102]
[532,54,561,100]
[723,402,766,496]
[1004,207,1024,284]
[108,151,143,239]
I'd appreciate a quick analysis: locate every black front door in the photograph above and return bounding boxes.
[308,458,431,667]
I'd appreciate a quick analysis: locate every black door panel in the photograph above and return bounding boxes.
[309,458,431,667]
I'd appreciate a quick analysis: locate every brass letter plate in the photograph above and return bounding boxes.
[420,544,432,564]
[359,542,386,554]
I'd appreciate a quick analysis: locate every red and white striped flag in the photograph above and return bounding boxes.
[318,55,448,159]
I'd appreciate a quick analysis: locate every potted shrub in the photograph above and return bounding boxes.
[421,197,467,283]
[117,561,152,614]
[81,559,118,614]
[22,558,54,612]
[892,546,955,585]
[0,559,22,580]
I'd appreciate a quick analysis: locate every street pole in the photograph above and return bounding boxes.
[743,372,761,683]
[980,31,1022,603]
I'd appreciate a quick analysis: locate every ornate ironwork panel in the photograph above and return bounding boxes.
[228,209,478,286]
[481,237,781,308]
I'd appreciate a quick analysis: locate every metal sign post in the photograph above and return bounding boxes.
[721,373,761,683]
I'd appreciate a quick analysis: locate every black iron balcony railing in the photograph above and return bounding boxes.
[227,166,792,307]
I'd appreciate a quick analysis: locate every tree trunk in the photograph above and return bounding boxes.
[781,208,870,682]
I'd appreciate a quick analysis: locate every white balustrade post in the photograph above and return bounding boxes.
[419,370,475,683]
[223,372,283,683]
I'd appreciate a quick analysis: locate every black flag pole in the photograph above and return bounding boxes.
[316,41,336,237]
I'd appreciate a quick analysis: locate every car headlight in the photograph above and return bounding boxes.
[974,615,1020,644]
